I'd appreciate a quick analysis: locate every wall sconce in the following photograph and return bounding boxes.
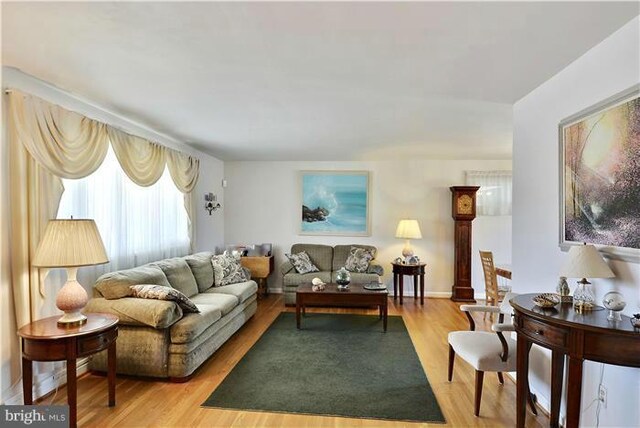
[205,193,221,215]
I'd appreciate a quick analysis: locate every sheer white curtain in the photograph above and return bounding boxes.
[466,171,512,216]
[56,145,190,285]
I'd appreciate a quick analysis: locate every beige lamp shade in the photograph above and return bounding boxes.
[33,219,109,268]
[395,219,422,240]
[559,243,614,279]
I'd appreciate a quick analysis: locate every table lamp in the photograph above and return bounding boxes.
[32,219,109,326]
[395,219,422,259]
[558,243,614,312]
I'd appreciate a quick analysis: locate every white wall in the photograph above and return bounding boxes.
[224,160,511,295]
[513,17,640,427]
[0,68,225,403]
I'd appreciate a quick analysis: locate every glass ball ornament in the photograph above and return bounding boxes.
[335,267,351,289]
[602,291,626,321]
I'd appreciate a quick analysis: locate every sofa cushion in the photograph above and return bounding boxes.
[152,258,199,298]
[333,245,377,271]
[291,244,333,272]
[85,297,183,329]
[190,293,239,316]
[130,284,200,313]
[285,251,320,274]
[183,252,214,292]
[205,280,258,303]
[170,304,222,344]
[283,271,331,287]
[211,254,249,286]
[94,265,171,300]
[344,246,375,273]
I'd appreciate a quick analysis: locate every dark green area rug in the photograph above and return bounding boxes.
[202,312,445,423]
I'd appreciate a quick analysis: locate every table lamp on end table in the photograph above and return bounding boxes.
[395,219,422,260]
[558,242,614,312]
[32,219,109,326]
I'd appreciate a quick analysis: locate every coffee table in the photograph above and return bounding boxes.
[295,283,389,332]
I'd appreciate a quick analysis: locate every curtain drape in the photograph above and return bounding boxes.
[465,170,513,216]
[7,90,200,326]
[167,150,199,252]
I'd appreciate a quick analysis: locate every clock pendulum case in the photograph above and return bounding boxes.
[450,186,480,302]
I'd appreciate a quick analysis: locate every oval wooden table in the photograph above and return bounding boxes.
[17,313,118,428]
[391,262,426,305]
[510,294,640,428]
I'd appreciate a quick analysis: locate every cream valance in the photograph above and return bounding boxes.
[108,127,167,186]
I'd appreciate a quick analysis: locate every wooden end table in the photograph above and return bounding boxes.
[391,262,426,305]
[241,255,274,299]
[17,313,119,428]
[295,283,388,332]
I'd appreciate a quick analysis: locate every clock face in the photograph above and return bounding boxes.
[457,194,473,215]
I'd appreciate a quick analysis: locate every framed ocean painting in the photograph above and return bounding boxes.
[299,171,370,236]
[559,85,640,263]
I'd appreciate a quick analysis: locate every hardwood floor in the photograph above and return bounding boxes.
[42,295,549,427]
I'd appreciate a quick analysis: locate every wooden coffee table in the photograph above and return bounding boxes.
[295,283,389,332]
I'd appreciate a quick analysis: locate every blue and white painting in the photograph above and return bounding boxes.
[300,171,370,236]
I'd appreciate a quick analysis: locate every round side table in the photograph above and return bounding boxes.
[391,262,426,305]
[17,313,118,428]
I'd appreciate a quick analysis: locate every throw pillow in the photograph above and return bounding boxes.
[285,251,320,274]
[211,254,249,286]
[344,246,374,273]
[130,284,200,313]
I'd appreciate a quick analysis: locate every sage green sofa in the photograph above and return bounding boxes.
[280,244,384,305]
[85,252,257,381]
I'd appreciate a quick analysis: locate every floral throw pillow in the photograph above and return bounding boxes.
[344,246,374,273]
[130,284,200,313]
[211,253,249,286]
[285,251,320,274]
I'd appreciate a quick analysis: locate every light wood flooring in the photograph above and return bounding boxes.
[41,295,549,427]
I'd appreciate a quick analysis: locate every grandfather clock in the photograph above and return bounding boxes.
[450,186,480,302]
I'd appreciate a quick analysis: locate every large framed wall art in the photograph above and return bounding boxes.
[299,170,370,236]
[559,85,640,262]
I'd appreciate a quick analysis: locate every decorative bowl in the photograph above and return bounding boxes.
[532,293,561,309]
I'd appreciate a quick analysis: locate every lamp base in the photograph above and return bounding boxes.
[56,267,89,327]
[401,240,414,258]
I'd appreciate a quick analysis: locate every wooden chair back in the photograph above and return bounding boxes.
[479,250,499,306]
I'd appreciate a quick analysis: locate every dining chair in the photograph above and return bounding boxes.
[447,292,538,417]
[479,250,512,320]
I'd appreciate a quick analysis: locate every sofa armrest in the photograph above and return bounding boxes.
[241,266,252,280]
[280,259,295,276]
[367,262,384,276]
[85,297,183,329]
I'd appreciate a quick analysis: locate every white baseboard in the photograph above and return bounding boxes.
[2,358,89,405]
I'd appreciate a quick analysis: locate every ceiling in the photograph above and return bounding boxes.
[2,2,638,161]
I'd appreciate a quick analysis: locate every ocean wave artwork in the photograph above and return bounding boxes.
[300,171,370,236]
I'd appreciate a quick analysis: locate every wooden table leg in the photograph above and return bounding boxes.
[383,298,388,332]
[379,304,382,319]
[550,350,564,428]
[108,341,116,407]
[399,274,404,305]
[296,297,301,329]
[66,355,77,428]
[393,273,398,300]
[413,275,418,301]
[516,334,530,428]
[566,355,583,428]
[22,356,32,405]
[420,273,425,305]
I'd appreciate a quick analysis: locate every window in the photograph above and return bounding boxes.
[57,145,190,274]
[465,171,512,216]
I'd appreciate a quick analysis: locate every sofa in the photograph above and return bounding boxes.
[280,244,384,305]
[85,252,257,381]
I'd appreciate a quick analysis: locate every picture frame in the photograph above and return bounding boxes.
[558,84,640,263]
[299,170,371,236]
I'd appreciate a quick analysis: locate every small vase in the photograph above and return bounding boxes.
[336,267,351,289]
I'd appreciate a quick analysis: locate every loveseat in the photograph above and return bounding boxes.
[85,252,257,380]
[280,244,384,305]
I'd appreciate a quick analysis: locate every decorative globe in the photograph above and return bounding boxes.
[602,291,626,321]
[336,267,351,287]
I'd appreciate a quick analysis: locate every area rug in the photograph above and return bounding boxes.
[202,312,445,423]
